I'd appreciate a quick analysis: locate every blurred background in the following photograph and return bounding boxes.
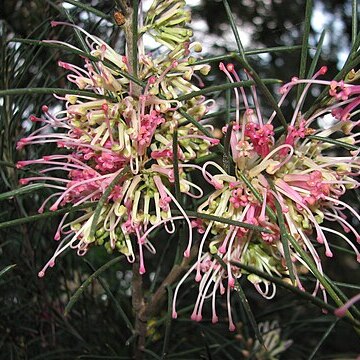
[0,0,359,358]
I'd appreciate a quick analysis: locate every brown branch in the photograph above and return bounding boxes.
[115,1,142,97]
[144,245,198,318]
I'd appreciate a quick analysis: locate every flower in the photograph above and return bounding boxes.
[17,2,217,277]
[172,63,360,330]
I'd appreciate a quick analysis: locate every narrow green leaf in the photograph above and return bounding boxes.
[161,285,173,359]
[0,264,16,278]
[194,153,218,164]
[238,172,276,221]
[183,210,272,233]
[0,88,110,99]
[0,203,94,230]
[223,122,233,174]
[149,232,176,293]
[142,349,162,360]
[307,135,359,151]
[63,0,112,20]
[308,319,339,360]
[176,79,281,102]
[307,29,326,79]
[89,166,130,239]
[194,45,306,65]
[178,108,224,153]
[297,0,313,100]
[352,0,358,47]
[84,259,134,332]
[214,254,265,347]
[0,184,44,202]
[233,54,288,130]
[132,0,139,77]
[223,0,245,59]
[64,256,124,316]
[10,38,145,87]
[172,129,181,202]
[230,260,360,328]
[286,233,355,321]
[268,178,296,285]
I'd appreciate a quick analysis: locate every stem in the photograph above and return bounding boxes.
[145,245,197,318]
[132,258,147,360]
[119,0,142,97]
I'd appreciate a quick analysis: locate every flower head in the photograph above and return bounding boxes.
[173,63,360,329]
[17,2,216,277]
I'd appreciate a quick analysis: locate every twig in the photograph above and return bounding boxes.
[132,257,147,360]
[145,245,197,318]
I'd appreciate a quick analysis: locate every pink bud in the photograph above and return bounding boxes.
[226,63,234,72]
[325,249,333,258]
[16,161,26,169]
[319,66,327,75]
[139,265,146,275]
[195,272,202,282]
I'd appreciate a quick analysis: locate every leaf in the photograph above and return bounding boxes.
[194,44,307,65]
[233,54,288,130]
[0,87,110,99]
[64,256,124,316]
[307,135,359,151]
[268,178,296,285]
[89,166,130,239]
[172,129,181,202]
[177,109,224,153]
[176,79,281,102]
[0,203,94,230]
[181,210,272,233]
[308,319,339,360]
[352,0,358,47]
[0,264,16,278]
[297,0,313,100]
[222,0,245,59]
[0,184,44,202]
[306,29,326,79]
[63,0,112,20]
[214,254,265,348]
[84,258,134,332]
[161,285,173,359]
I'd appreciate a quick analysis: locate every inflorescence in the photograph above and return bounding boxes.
[17,0,359,332]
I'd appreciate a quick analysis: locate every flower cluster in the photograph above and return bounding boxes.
[17,0,360,335]
[17,1,217,277]
[172,63,360,330]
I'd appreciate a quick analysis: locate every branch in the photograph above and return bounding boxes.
[145,245,198,318]
[132,257,147,360]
